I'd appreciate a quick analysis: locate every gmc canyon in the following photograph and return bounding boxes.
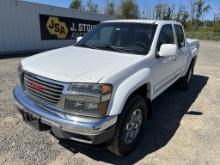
[13,20,199,156]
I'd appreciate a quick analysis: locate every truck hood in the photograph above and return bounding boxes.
[22,46,143,83]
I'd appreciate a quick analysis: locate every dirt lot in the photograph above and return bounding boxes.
[0,40,219,165]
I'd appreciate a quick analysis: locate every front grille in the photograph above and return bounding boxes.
[23,73,64,105]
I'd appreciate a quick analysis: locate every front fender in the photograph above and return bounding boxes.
[108,68,152,116]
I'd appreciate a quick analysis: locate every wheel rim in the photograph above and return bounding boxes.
[124,109,143,145]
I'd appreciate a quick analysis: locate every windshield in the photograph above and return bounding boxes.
[76,23,157,55]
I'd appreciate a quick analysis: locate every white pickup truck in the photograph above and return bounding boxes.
[13,20,199,156]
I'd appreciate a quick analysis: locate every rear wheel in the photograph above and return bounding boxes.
[177,64,194,90]
[108,95,147,156]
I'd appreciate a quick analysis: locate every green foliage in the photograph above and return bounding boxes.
[86,0,98,13]
[68,0,220,41]
[176,5,189,26]
[186,22,220,41]
[69,0,83,10]
[106,1,116,16]
[193,0,211,24]
[214,22,220,32]
[186,31,220,41]
[155,3,173,20]
[119,0,140,19]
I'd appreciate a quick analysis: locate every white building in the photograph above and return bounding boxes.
[0,0,115,56]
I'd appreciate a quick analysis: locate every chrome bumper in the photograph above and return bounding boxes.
[13,86,117,144]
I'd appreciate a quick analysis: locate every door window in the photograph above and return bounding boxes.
[157,24,174,51]
[174,25,185,48]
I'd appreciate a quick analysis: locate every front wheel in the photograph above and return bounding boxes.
[108,95,147,156]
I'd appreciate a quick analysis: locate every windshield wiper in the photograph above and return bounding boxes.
[119,47,150,55]
[78,43,149,55]
[95,44,127,53]
[77,43,98,50]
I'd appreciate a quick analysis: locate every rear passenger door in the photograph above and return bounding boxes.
[174,24,188,72]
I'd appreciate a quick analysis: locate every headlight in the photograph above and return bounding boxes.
[69,83,112,94]
[64,83,112,117]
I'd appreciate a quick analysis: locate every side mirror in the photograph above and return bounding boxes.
[76,36,83,43]
[158,44,178,57]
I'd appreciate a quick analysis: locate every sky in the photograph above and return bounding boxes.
[24,0,219,20]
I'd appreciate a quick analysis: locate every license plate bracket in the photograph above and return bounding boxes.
[21,111,50,131]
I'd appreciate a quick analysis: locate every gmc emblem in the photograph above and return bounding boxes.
[30,82,45,92]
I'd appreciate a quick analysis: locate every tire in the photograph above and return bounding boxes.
[108,95,147,156]
[177,63,194,90]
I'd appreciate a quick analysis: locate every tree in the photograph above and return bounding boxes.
[190,0,196,22]
[219,0,220,12]
[176,5,189,26]
[119,0,140,19]
[155,2,173,20]
[191,0,211,25]
[155,3,163,19]
[86,0,99,13]
[105,0,116,16]
[164,6,172,20]
[69,0,83,10]
[217,0,220,20]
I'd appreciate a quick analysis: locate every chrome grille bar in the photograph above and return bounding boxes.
[24,75,63,89]
[27,90,58,104]
[25,86,60,100]
[23,72,64,105]
[24,80,62,95]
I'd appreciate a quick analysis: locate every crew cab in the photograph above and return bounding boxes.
[13,20,199,156]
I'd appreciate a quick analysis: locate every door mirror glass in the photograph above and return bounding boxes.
[158,44,177,57]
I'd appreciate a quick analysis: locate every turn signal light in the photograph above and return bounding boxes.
[101,84,112,94]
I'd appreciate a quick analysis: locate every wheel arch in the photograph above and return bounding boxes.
[183,53,198,76]
[108,68,152,119]
[127,83,152,120]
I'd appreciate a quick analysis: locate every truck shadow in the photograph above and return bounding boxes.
[59,75,208,164]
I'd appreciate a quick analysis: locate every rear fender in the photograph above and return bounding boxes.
[182,42,199,76]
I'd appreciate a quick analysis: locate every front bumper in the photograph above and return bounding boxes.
[13,86,117,144]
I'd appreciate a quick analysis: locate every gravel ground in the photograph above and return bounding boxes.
[0,40,219,165]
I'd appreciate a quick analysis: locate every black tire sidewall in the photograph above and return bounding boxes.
[185,65,193,87]
[177,64,194,90]
[112,95,147,155]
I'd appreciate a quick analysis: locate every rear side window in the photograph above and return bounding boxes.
[157,24,174,51]
[175,25,185,48]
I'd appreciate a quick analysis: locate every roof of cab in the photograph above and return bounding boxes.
[102,19,182,25]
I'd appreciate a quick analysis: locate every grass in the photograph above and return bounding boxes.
[186,31,220,41]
